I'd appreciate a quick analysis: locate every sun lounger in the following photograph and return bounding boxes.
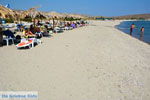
[16,38,41,49]
[64,27,69,30]
[64,26,73,30]
[54,27,64,33]
[35,32,43,38]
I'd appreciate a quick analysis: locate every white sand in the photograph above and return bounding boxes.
[0,20,150,100]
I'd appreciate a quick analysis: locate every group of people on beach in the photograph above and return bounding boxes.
[130,23,145,41]
[0,20,88,48]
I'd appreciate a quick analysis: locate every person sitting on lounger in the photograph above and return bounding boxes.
[30,25,35,34]
[3,28,15,38]
[23,28,35,38]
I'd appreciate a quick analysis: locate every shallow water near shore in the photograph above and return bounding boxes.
[116,21,150,44]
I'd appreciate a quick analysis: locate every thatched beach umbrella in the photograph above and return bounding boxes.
[48,11,62,28]
[26,7,40,27]
[0,5,15,19]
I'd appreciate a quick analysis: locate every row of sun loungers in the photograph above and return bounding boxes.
[0,21,88,49]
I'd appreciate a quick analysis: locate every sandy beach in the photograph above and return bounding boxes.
[0,20,150,100]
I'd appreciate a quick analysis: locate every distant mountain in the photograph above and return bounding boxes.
[114,14,150,19]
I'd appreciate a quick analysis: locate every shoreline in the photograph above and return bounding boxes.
[115,20,150,45]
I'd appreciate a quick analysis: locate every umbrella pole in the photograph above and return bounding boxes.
[0,27,3,47]
[52,17,55,29]
[64,17,65,24]
[33,18,36,28]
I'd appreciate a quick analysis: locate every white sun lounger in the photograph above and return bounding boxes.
[16,38,41,49]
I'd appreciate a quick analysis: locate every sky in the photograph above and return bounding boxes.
[0,0,150,16]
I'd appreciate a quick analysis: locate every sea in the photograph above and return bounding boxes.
[116,21,150,44]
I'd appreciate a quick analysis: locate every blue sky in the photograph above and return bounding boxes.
[0,0,150,16]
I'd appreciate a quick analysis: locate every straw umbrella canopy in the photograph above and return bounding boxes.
[26,8,39,18]
[24,7,40,27]
[42,12,52,22]
[48,11,64,18]
[0,5,15,19]
[47,11,61,28]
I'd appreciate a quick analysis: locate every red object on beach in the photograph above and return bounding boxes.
[17,40,33,47]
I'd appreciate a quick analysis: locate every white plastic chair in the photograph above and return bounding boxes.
[35,32,43,37]
[3,37,14,46]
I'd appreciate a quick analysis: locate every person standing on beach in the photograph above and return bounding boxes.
[140,27,144,41]
[130,24,135,36]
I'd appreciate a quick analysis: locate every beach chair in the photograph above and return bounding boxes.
[64,27,69,30]
[3,29,15,46]
[54,27,64,33]
[3,36,14,46]
[16,38,41,49]
[35,32,43,38]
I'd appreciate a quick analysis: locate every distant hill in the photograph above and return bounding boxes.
[114,14,150,19]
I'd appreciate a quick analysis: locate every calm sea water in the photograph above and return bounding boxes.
[116,21,150,44]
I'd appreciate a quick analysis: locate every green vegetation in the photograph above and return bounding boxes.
[113,17,146,20]
[138,17,145,20]
[21,18,32,22]
[95,16,113,20]
[20,15,46,22]
[64,17,81,21]
[35,14,46,20]
[4,18,14,23]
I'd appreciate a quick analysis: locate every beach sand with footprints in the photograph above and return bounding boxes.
[0,20,150,100]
